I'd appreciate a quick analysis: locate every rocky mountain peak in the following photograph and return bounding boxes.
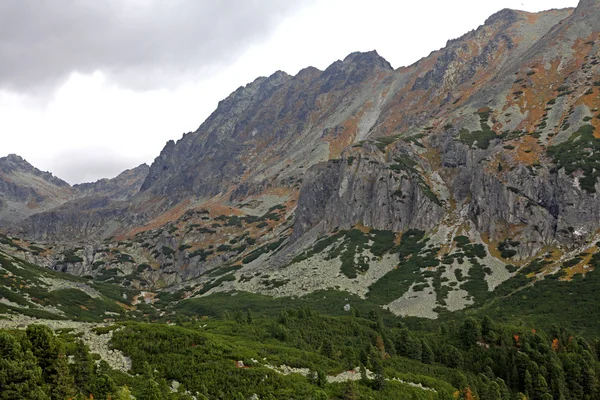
[234,70,291,97]
[3,153,26,163]
[342,50,393,71]
[0,154,69,188]
[0,154,34,172]
[319,50,393,92]
[265,70,292,86]
[483,8,520,26]
[140,141,176,192]
[295,66,322,80]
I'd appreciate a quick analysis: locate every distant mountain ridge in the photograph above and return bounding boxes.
[0,153,148,226]
[73,164,150,201]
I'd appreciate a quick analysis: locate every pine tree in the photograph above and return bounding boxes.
[313,390,328,400]
[277,311,288,326]
[25,326,75,399]
[359,348,368,366]
[372,356,385,390]
[342,380,359,400]
[316,369,327,388]
[486,381,502,400]
[482,316,495,342]
[321,339,334,359]
[115,385,132,400]
[439,323,448,335]
[446,346,464,369]
[421,339,434,364]
[496,378,511,400]
[49,351,75,400]
[459,317,482,348]
[234,310,245,324]
[71,340,94,395]
[91,373,117,400]
[524,370,533,399]
[26,325,59,380]
[359,364,368,384]
[141,362,162,400]
[0,332,49,400]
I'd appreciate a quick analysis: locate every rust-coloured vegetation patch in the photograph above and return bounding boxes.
[353,223,371,234]
[116,301,136,311]
[126,199,192,238]
[561,251,596,281]
[514,136,542,165]
[325,103,374,159]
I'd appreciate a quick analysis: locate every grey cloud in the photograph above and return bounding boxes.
[0,0,314,92]
[47,148,145,184]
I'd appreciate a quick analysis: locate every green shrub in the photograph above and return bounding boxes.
[62,249,84,263]
[548,125,600,192]
[459,128,497,149]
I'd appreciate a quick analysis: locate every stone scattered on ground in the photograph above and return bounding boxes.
[0,314,131,372]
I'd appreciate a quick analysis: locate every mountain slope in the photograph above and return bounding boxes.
[0,244,136,321]
[3,1,600,323]
[14,6,576,241]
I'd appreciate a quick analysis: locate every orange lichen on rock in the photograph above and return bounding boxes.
[325,103,373,159]
[513,136,542,166]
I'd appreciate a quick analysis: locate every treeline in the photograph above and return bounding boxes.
[111,309,599,399]
[1,311,599,399]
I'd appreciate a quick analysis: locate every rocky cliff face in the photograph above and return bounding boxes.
[292,142,446,241]
[290,3,591,258]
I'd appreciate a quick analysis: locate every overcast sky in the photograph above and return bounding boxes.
[0,0,579,184]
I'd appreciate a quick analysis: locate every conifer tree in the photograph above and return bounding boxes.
[0,332,49,400]
[141,361,162,400]
[71,340,94,395]
[49,351,75,400]
[342,380,359,400]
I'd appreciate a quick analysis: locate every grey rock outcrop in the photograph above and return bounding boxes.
[293,142,446,241]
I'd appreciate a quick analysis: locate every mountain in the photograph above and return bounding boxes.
[0,154,73,223]
[73,164,149,201]
[4,3,600,399]
[2,1,600,323]
[0,154,148,240]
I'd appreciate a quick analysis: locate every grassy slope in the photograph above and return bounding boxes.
[0,250,136,321]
